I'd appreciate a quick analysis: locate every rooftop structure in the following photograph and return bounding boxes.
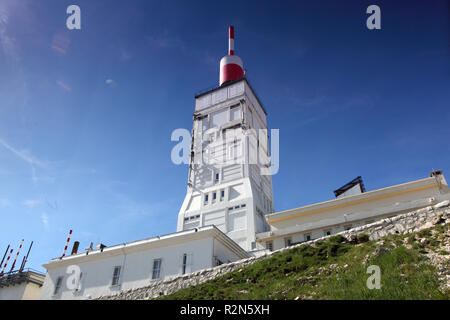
[0,269,45,300]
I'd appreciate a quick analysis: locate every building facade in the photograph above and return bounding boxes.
[177,78,274,251]
[256,171,450,251]
[0,269,45,300]
[39,226,248,300]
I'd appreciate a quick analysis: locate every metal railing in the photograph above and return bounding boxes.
[0,268,45,287]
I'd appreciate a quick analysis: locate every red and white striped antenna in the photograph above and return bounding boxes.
[228,26,235,55]
[61,229,72,258]
[9,239,24,272]
[219,25,244,85]
[0,248,13,276]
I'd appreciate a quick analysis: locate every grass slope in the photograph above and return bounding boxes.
[160,224,449,300]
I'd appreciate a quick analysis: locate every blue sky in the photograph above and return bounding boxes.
[0,0,448,272]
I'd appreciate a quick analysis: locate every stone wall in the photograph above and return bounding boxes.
[98,200,450,300]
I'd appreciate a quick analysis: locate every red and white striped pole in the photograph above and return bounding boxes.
[9,239,24,272]
[228,26,234,55]
[0,249,13,276]
[61,229,72,258]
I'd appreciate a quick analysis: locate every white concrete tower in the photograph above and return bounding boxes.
[177,26,274,251]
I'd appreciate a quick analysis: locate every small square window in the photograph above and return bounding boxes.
[324,230,331,236]
[305,234,311,241]
[266,241,273,251]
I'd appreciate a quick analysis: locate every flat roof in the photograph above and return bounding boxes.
[266,175,442,224]
[0,269,45,287]
[43,225,249,269]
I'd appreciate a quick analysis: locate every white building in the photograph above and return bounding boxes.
[39,26,450,300]
[177,78,274,251]
[0,269,45,300]
[39,226,248,300]
[256,171,450,251]
[177,26,274,252]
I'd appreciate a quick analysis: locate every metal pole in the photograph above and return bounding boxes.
[19,256,26,272]
[61,230,72,258]
[20,241,33,272]
[0,249,13,276]
[9,239,24,272]
[0,245,10,269]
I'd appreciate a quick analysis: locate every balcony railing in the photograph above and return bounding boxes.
[0,268,45,287]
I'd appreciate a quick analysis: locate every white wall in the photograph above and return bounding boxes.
[213,239,242,265]
[179,78,274,252]
[258,181,450,251]
[22,282,43,300]
[40,238,214,300]
[0,283,27,300]
[270,185,446,232]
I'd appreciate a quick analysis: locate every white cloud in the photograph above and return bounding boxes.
[0,138,47,168]
[105,79,117,87]
[0,138,52,183]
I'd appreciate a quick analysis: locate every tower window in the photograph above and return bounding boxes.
[204,194,209,205]
[266,241,273,251]
[220,190,225,200]
[213,192,217,200]
[230,105,241,121]
[215,172,220,182]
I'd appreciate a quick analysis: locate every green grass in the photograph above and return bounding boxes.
[159,225,449,300]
